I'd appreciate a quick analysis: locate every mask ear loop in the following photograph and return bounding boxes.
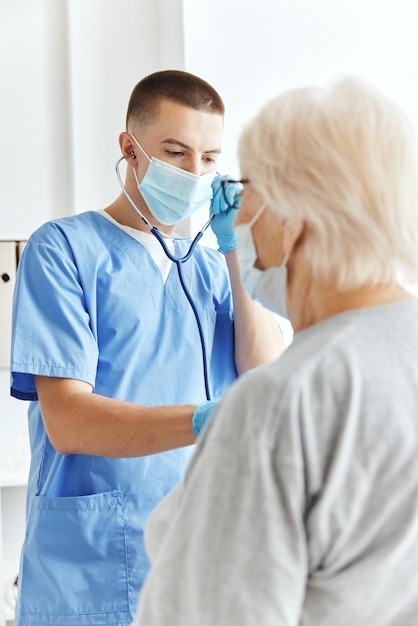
[130,135,151,162]
[247,203,267,228]
[115,155,153,229]
[281,252,290,267]
[131,166,141,188]
[247,204,290,269]
[252,205,291,268]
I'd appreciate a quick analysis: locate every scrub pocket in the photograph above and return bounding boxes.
[18,491,131,625]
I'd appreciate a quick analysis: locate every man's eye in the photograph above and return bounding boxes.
[166,150,184,157]
[203,156,216,164]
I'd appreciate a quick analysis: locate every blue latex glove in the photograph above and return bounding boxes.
[210,175,243,253]
[192,400,219,437]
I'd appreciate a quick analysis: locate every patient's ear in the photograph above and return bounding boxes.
[283,217,305,257]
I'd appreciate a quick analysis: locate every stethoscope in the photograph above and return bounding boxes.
[115,154,214,400]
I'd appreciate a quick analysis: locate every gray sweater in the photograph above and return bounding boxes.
[135,300,418,625]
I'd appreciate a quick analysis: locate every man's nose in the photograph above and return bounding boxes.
[183,155,202,176]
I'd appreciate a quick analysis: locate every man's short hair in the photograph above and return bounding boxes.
[126,69,225,131]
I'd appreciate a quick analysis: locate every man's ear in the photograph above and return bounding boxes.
[283,217,305,258]
[119,132,137,164]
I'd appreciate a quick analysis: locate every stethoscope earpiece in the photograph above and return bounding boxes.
[130,152,136,159]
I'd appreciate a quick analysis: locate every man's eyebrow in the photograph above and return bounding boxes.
[161,138,221,154]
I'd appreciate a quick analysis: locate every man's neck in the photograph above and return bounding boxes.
[104,192,176,236]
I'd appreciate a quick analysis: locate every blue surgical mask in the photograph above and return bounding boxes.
[131,136,215,225]
[241,265,289,319]
[236,205,289,319]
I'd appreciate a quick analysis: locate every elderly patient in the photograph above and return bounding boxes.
[133,77,418,625]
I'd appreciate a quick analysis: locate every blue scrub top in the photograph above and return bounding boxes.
[11,211,237,626]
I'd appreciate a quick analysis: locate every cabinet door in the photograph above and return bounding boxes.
[0,242,17,370]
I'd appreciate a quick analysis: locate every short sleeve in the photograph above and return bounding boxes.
[11,233,99,400]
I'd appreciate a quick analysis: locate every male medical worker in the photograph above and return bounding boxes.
[10,70,283,626]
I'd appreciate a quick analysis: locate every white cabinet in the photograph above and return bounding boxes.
[0,469,26,626]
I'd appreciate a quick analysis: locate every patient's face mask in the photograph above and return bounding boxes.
[236,205,289,319]
[131,136,215,225]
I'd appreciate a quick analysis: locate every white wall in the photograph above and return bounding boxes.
[66,0,185,214]
[1,0,418,451]
[0,0,70,239]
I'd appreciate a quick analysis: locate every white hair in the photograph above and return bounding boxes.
[238,76,418,289]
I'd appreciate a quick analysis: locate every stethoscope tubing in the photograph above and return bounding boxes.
[115,155,213,400]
